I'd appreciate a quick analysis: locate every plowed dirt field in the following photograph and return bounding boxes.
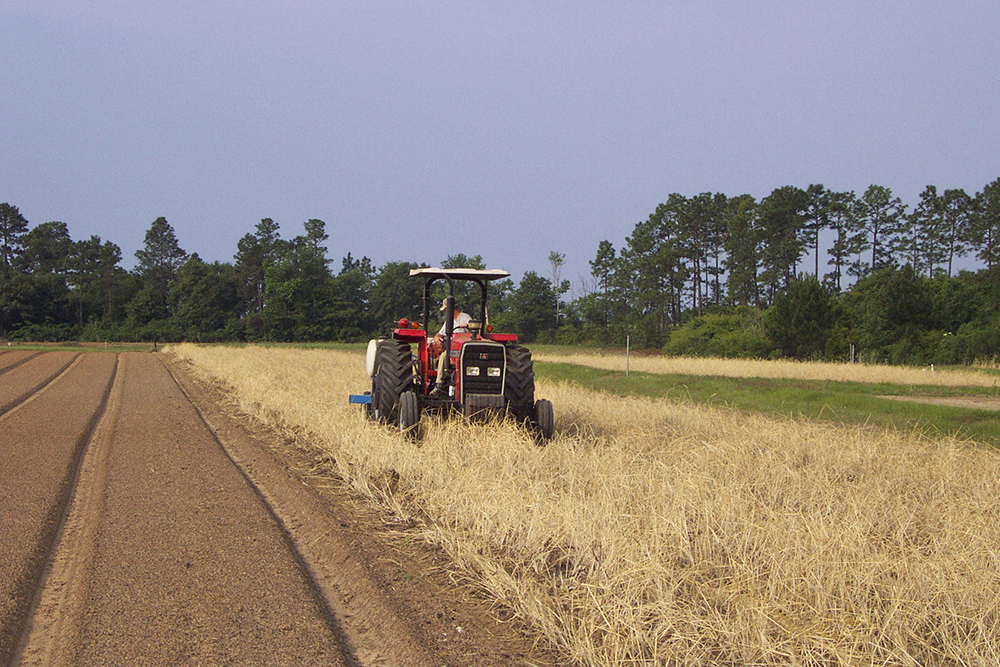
[0,352,556,667]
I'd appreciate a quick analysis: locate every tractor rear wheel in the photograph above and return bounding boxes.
[398,391,420,439]
[534,398,554,441]
[503,345,535,422]
[373,340,414,424]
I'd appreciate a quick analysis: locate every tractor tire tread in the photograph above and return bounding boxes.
[504,345,535,420]
[374,340,414,423]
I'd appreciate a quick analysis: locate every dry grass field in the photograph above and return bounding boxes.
[168,344,1000,666]
[534,350,1000,388]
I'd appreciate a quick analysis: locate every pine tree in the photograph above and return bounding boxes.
[590,240,616,327]
[802,184,831,277]
[855,185,906,273]
[970,178,1000,270]
[824,190,861,291]
[757,186,809,303]
[0,203,29,271]
[723,194,760,305]
[940,189,973,277]
[135,217,188,317]
[905,186,946,276]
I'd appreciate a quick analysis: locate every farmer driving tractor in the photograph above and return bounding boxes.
[350,267,553,441]
[431,299,472,396]
[433,298,471,345]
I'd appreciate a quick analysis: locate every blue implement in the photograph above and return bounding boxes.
[349,394,372,405]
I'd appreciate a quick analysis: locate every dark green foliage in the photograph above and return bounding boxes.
[170,256,239,340]
[765,275,838,360]
[940,189,974,277]
[1,270,69,338]
[259,222,346,341]
[723,194,760,306]
[0,203,29,270]
[369,261,426,333]
[757,185,809,302]
[849,266,935,363]
[20,221,73,274]
[134,217,187,319]
[825,190,861,291]
[855,185,906,273]
[494,271,557,343]
[326,261,374,341]
[971,179,1000,270]
[433,253,486,311]
[590,240,616,326]
[68,236,124,327]
[664,307,773,358]
[1,176,998,362]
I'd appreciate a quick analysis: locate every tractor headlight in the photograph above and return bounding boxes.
[466,366,480,376]
[487,367,501,377]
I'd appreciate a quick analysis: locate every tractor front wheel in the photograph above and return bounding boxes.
[534,398,554,442]
[399,391,420,439]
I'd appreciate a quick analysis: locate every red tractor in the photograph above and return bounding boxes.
[349,268,553,440]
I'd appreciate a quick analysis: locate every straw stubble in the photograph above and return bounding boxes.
[168,345,1000,666]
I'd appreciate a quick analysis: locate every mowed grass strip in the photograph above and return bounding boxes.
[536,362,1000,446]
[168,344,1000,667]
[534,348,1000,388]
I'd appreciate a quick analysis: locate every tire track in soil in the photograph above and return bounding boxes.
[0,351,43,375]
[68,354,349,667]
[5,353,561,667]
[0,353,117,667]
[165,356,562,667]
[163,357,446,667]
[12,355,124,667]
[0,352,81,417]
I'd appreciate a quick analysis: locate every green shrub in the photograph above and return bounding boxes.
[765,275,838,360]
[664,307,773,358]
[8,322,74,342]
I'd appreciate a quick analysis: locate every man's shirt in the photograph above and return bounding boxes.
[438,312,472,335]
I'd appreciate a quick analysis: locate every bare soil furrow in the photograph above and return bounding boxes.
[13,355,124,667]
[4,352,559,666]
[0,353,117,666]
[0,352,80,417]
[163,357,446,667]
[0,351,43,375]
[165,355,561,667]
[70,354,347,666]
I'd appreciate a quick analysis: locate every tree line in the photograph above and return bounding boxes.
[1,177,998,365]
[0,206,563,345]
[567,179,1000,364]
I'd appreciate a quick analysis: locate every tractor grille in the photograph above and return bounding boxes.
[460,342,505,396]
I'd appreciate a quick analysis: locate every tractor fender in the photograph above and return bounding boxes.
[365,338,385,377]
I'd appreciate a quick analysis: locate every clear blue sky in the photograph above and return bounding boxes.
[3,1,999,291]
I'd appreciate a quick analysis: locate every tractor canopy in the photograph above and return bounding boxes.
[407,268,511,281]
[410,268,511,335]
